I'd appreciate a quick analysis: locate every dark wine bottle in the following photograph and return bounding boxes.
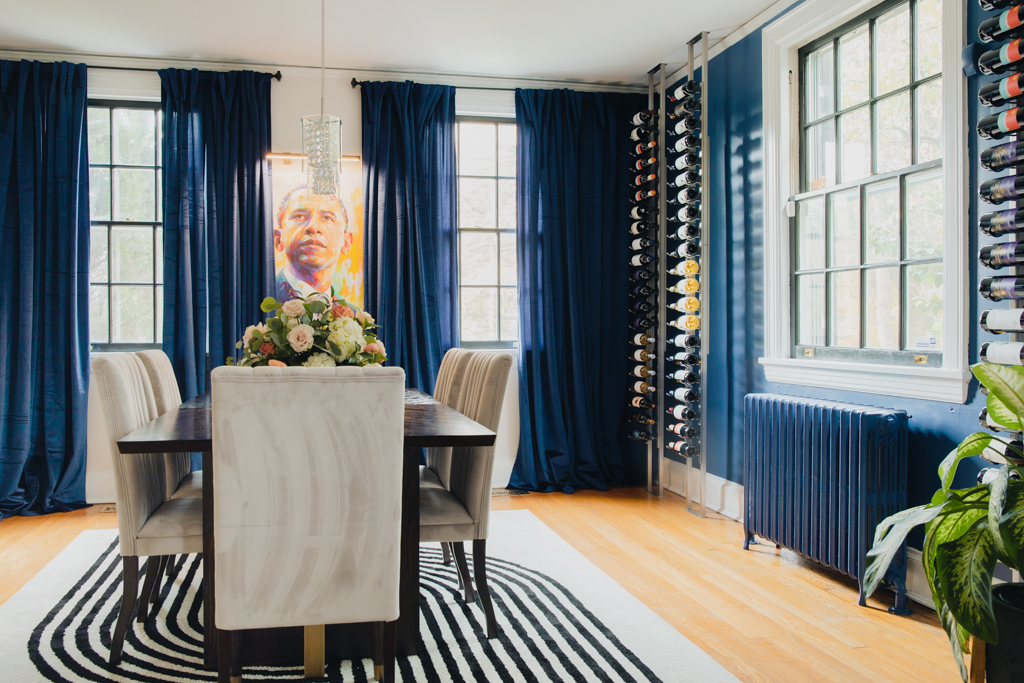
[631,348,655,362]
[632,189,657,203]
[670,205,701,222]
[629,316,655,330]
[669,352,700,365]
[629,205,651,220]
[630,173,657,188]
[981,141,1024,172]
[629,124,655,142]
[979,107,1024,140]
[669,369,699,384]
[981,308,1024,332]
[630,300,655,314]
[675,170,701,186]
[981,340,1024,365]
[668,423,699,438]
[673,134,700,153]
[978,38,1024,75]
[669,242,700,259]
[630,220,656,235]
[981,240,1024,268]
[667,387,699,402]
[980,74,1024,108]
[630,141,657,156]
[980,208,1024,236]
[628,428,653,441]
[669,334,699,348]
[631,332,655,347]
[667,442,699,456]
[673,151,701,170]
[634,155,658,170]
[672,116,700,136]
[670,224,701,240]
[630,396,655,409]
[980,175,1024,204]
[629,268,654,282]
[671,98,700,117]
[631,364,657,378]
[632,380,656,394]
[630,285,655,299]
[630,110,654,126]
[669,187,700,203]
[979,5,1024,43]
[630,236,656,250]
[668,405,698,420]
[669,81,699,101]
[629,412,656,425]
[981,276,1024,300]
[629,253,657,267]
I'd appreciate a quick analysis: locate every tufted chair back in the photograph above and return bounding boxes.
[135,350,192,499]
[426,348,475,487]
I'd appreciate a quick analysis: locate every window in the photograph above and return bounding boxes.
[761,0,967,403]
[87,101,163,349]
[456,120,518,348]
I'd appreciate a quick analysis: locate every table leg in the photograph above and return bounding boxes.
[396,446,420,656]
[203,450,218,671]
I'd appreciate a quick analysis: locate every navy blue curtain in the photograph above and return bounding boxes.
[0,60,90,517]
[361,81,457,392]
[511,88,645,493]
[160,69,273,403]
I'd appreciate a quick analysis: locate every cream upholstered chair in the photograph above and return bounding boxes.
[211,365,405,682]
[135,350,199,501]
[91,353,203,664]
[419,351,513,639]
[421,347,475,492]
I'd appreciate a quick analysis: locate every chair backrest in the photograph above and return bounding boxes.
[211,365,406,631]
[427,348,475,486]
[135,350,191,498]
[90,353,164,557]
[447,352,513,540]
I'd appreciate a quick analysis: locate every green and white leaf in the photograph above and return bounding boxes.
[938,433,993,493]
[973,362,1024,428]
[864,504,944,598]
[998,482,1024,571]
[935,518,999,644]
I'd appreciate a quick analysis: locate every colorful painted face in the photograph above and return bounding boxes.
[274,192,353,276]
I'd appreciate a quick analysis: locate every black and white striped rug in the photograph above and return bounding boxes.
[0,511,738,683]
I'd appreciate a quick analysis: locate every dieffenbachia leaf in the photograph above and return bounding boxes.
[989,466,1010,563]
[998,481,1024,571]
[973,362,1024,429]
[864,504,944,599]
[935,517,999,644]
[938,433,993,493]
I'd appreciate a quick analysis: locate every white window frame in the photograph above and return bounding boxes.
[760,0,969,403]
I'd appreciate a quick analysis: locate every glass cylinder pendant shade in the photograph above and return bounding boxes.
[301,115,341,197]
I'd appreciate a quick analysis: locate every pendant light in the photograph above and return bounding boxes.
[302,0,340,197]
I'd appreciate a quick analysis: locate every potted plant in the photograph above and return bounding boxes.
[864,362,1024,682]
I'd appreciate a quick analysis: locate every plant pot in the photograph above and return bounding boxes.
[987,583,1024,683]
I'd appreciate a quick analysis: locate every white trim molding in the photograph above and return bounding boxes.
[759,0,969,404]
[663,460,745,522]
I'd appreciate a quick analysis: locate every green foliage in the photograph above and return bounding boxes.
[260,296,282,313]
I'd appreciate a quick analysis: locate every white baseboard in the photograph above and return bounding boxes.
[905,548,935,610]
[85,472,116,505]
[662,460,744,522]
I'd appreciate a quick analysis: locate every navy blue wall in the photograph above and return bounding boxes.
[694,1,990,523]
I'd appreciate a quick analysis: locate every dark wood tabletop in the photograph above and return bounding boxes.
[117,387,495,453]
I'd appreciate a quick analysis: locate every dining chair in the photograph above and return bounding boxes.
[91,353,204,664]
[419,351,513,639]
[211,365,405,682]
[422,347,475,492]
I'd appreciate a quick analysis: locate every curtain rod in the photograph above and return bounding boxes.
[351,77,513,91]
[93,64,282,81]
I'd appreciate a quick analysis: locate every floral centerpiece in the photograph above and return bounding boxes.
[226,294,386,368]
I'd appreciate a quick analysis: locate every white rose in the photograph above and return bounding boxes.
[242,324,257,346]
[281,299,306,319]
[302,352,336,368]
[287,324,315,352]
[355,310,374,326]
[328,317,366,360]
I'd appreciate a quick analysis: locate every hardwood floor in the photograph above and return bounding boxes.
[0,488,959,682]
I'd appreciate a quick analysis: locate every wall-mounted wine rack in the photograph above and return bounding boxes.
[628,33,709,517]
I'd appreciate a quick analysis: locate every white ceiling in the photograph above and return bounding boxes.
[0,0,782,86]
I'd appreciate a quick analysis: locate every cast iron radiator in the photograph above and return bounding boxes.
[743,393,911,614]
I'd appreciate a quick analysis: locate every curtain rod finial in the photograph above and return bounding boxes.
[273,71,282,81]
[351,77,360,89]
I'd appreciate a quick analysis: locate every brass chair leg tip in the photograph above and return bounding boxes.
[374,664,383,681]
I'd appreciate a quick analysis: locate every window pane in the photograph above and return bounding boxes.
[797,273,825,346]
[460,231,498,285]
[88,108,110,165]
[500,287,518,341]
[839,25,870,109]
[498,178,516,231]
[874,5,910,96]
[460,287,498,341]
[906,167,943,260]
[906,262,942,351]
[915,80,942,163]
[458,178,496,229]
[805,44,835,122]
[797,197,825,270]
[111,285,154,343]
[829,189,860,267]
[91,225,108,283]
[112,108,156,166]
[500,232,517,286]
[459,123,496,176]
[156,111,163,166]
[865,267,899,349]
[804,120,836,190]
[90,168,110,221]
[113,168,156,222]
[111,226,154,283]
[865,179,900,263]
[829,270,861,347]
[90,285,109,343]
[498,124,516,176]
[156,285,163,341]
[155,227,163,284]
[915,0,942,80]
[875,92,911,173]
[839,106,870,182]
[156,168,163,222]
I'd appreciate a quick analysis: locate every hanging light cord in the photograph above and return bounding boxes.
[320,0,326,121]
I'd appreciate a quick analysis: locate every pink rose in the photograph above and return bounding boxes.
[259,341,275,356]
[355,310,374,326]
[332,303,354,318]
[267,359,286,367]
[287,324,315,352]
[362,342,382,354]
[281,299,306,319]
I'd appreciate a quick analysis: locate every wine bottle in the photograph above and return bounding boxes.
[632,364,657,378]
[633,380,656,394]
[669,334,699,348]
[632,189,657,203]
[981,340,1024,365]
[630,300,655,314]
[630,173,657,188]
[981,208,1024,236]
[981,240,1024,268]
[630,316,655,331]
[669,187,700,204]
[631,348,655,361]
[669,369,699,384]
[670,205,701,222]
[669,81,699,101]
[673,134,700,153]
[668,297,700,313]
[629,253,657,267]
[672,116,700,136]
[981,141,1024,172]
[981,308,1024,332]
[630,220,656,235]
[980,5,1024,43]
[630,285,655,299]
[629,268,654,282]
[668,315,701,331]
[630,110,654,126]
[669,352,700,365]
[668,405,698,420]
[630,413,656,425]
[978,107,1024,140]
[630,236,656,250]
[631,333,655,347]
[673,152,701,171]
[668,424,699,438]
[630,396,655,409]
[672,170,702,186]
[669,258,699,274]
[628,428,653,441]
[980,175,1024,204]
[980,74,1024,108]
[629,125,655,142]
[634,155,658,170]
[981,276,1024,300]
[668,277,700,294]
[630,141,657,156]
[666,387,699,402]
[671,97,700,117]
[670,224,701,240]
[978,38,1024,75]
[667,442,698,457]
[668,244,700,261]
[630,205,651,220]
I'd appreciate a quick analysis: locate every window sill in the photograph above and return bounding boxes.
[758,357,972,404]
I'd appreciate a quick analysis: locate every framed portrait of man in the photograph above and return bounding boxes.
[270,157,364,309]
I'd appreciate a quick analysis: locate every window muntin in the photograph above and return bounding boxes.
[793,0,942,366]
[88,102,163,349]
[456,120,517,347]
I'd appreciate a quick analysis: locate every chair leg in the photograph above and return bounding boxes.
[452,543,464,590]
[229,630,243,683]
[151,555,169,603]
[373,621,384,681]
[165,554,175,576]
[383,620,396,683]
[137,556,160,623]
[441,541,451,565]
[452,542,475,603]
[473,539,498,639]
[109,556,139,664]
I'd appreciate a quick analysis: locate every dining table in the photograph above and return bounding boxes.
[116,387,496,680]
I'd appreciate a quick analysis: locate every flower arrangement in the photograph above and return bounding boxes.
[226,294,386,368]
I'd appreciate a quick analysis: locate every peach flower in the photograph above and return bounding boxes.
[362,342,382,355]
[332,303,354,318]
[355,310,374,326]
[259,341,275,356]
[286,324,315,352]
[267,359,286,367]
